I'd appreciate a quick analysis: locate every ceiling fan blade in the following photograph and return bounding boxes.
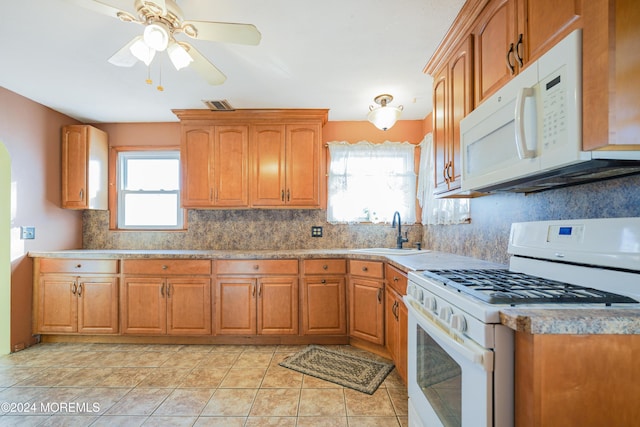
[182,43,227,85]
[65,0,138,22]
[181,21,261,45]
[107,36,142,67]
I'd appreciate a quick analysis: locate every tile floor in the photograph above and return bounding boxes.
[0,343,408,426]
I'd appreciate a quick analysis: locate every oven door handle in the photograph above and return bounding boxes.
[405,298,494,372]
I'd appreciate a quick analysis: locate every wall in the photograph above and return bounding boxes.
[0,142,11,354]
[84,119,429,250]
[0,87,84,351]
[424,174,640,265]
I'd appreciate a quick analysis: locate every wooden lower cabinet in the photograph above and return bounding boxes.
[34,258,119,335]
[215,260,299,335]
[121,260,212,335]
[384,264,408,384]
[348,260,385,345]
[301,259,347,335]
[515,332,640,427]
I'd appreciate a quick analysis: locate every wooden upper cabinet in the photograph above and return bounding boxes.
[61,124,108,210]
[433,36,474,196]
[473,0,518,105]
[181,125,249,208]
[251,123,322,208]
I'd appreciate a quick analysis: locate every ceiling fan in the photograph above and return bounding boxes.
[67,0,261,85]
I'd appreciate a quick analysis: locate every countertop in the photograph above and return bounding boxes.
[29,248,640,335]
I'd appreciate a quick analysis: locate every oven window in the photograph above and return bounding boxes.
[417,326,462,427]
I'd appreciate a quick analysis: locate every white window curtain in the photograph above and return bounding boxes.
[327,141,416,224]
[417,133,470,225]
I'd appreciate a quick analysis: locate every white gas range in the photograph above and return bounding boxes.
[404,217,640,427]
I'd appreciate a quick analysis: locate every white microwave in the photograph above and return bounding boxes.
[460,29,640,194]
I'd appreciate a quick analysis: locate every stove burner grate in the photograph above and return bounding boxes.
[421,269,638,305]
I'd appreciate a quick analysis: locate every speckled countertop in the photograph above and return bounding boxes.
[29,249,640,335]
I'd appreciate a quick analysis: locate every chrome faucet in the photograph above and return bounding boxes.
[391,211,409,249]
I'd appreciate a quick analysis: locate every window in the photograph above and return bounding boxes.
[327,141,416,223]
[117,150,183,229]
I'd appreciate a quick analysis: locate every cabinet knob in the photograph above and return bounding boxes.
[162,265,168,270]
[253,264,260,270]
[322,264,328,270]
[321,279,326,284]
[362,266,368,272]
[75,264,82,269]
[393,276,399,282]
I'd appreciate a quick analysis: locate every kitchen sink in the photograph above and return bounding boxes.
[350,248,427,256]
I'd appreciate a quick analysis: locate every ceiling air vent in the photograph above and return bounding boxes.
[203,99,235,111]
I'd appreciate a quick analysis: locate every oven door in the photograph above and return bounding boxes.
[405,298,495,427]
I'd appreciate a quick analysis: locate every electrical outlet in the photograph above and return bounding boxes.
[20,226,35,240]
[311,226,323,237]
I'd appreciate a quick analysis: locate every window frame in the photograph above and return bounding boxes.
[108,146,186,231]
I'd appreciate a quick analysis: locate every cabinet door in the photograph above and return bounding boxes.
[37,276,77,333]
[167,278,212,335]
[302,276,347,335]
[181,126,214,207]
[473,0,518,105]
[251,125,286,206]
[384,289,398,361]
[447,35,474,193]
[77,276,119,334]
[285,124,321,207]
[61,126,88,209]
[349,277,384,345]
[522,0,581,63]
[397,298,408,384]
[214,126,249,207]
[121,277,167,335]
[432,66,449,194]
[216,277,256,335]
[258,276,298,335]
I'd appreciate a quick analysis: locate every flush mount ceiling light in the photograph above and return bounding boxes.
[368,94,404,131]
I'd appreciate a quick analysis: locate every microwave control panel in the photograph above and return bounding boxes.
[540,67,567,150]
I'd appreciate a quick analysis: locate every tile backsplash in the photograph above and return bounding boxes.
[83,174,640,265]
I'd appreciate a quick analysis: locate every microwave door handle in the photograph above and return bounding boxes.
[515,87,537,159]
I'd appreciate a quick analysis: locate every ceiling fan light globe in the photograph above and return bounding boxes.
[130,38,156,66]
[143,23,170,51]
[168,43,193,70]
[368,105,402,131]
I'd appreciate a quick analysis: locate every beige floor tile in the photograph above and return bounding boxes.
[105,388,172,416]
[302,375,343,389]
[136,368,191,388]
[232,352,273,369]
[260,366,303,388]
[296,416,348,427]
[142,416,197,426]
[0,415,51,426]
[38,415,99,426]
[160,352,207,369]
[219,368,265,388]
[384,370,406,389]
[13,367,77,387]
[77,387,131,415]
[0,366,40,387]
[201,388,258,416]
[347,416,400,426]
[249,388,300,417]
[193,416,246,426]
[99,367,152,387]
[198,353,240,368]
[179,367,228,388]
[344,388,396,417]
[244,416,297,426]
[387,387,409,415]
[153,388,214,416]
[89,415,148,426]
[298,388,346,417]
[176,345,215,353]
[55,367,114,387]
[208,345,245,354]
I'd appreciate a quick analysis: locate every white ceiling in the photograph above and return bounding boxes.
[0,0,465,123]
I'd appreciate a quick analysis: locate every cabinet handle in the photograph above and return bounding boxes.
[160,283,165,297]
[377,287,383,303]
[79,189,84,200]
[210,188,213,201]
[443,165,449,182]
[258,284,262,297]
[252,284,256,297]
[286,189,290,202]
[78,283,83,297]
[71,282,77,295]
[515,33,524,67]
[281,190,285,201]
[447,162,453,183]
[506,43,516,75]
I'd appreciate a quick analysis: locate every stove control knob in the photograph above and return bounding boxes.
[438,306,453,323]
[424,296,437,312]
[450,314,467,332]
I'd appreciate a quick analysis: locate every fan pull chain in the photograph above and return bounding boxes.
[146,64,152,85]
[157,63,164,91]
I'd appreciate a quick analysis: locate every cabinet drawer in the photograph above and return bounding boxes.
[303,259,347,275]
[123,259,211,275]
[39,258,118,274]
[349,260,384,279]
[216,259,298,275]
[385,264,408,295]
